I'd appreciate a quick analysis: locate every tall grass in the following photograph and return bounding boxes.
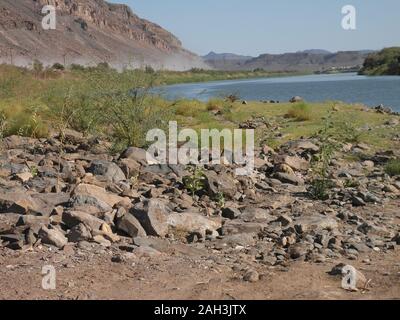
[285,102,312,121]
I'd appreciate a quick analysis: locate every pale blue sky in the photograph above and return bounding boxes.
[109,0,400,56]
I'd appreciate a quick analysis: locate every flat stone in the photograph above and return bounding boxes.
[294,216,339,233]
[221,220,267,235]
[62,210,105,230]
[274,172,304,185]
[72,184,125,208]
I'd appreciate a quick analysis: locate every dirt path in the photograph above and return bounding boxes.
[1,245,399,300]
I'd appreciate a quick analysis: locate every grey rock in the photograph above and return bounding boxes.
[221,220,266,236]
[222,207,242,220]
[39,226,67,249]
[133,236,170,252]
[62,211,104,230]
[295,216,338,234]
[289,96,303,103]
[243,269,260,282]
[167,211,222,238]
[89,160,126,183]
[203,171,237,200]
[221,233,256,247]
[119,147,150,165]
[240,207,274,222]
[274,172,304,185]
[67,223,92,243]
[132,199,169,237]
[116,214,147,238]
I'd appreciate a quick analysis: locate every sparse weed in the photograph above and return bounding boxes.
[183,166,206,197]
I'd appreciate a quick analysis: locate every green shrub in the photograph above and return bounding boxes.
[52,63,65,71]
[285,102,312,121]
[385,159,400,176]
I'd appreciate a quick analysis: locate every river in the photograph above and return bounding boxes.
[157,73,400,111]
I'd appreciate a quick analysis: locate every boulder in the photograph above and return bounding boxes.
[203,171,237,200]
[289,96,303,103]
[274,172,304,185]
[294,216,339,234]
[221,220,267,235]
[222,207,242,220]
[39,226,67,249]
[132,199,169,237]
[72,184,125,208]
[133,237,171,252]
[167,211,222,238]
[116,213,147,238]
[67,223,92,243]
[2,135,36,149]
[240,207,274,222]
[0,192,49,215]
[120,147,150,165]
[281,155,310,171]
[62,210,104,230]
[88,160,126,183]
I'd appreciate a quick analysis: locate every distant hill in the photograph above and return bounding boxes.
[203,52,253,61]
[0,0,207,70]
[299,49,332,55]
[359,47,400,75]
[202,51,253,70]
[203,50,372,72]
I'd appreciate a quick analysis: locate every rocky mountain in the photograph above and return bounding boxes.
[204,50,371,72]
[0,0,207,70]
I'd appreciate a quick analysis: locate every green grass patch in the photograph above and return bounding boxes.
[385,159,400,176]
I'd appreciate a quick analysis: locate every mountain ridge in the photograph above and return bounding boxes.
[203,50,373,72]
[0,0,207,70]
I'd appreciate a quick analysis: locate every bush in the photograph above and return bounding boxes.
[52,63,65,71]
[206,98,222,112]
[32,59,44,77]
[70,64,86,72]
[285,102,312,121]
[385,159,400,176]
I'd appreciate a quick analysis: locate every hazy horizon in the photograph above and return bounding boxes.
[109,0,400,56]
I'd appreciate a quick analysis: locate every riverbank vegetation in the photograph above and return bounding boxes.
[359,47,400,76]
[1,63,399,154]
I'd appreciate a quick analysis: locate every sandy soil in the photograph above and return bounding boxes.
[1,243,399,300]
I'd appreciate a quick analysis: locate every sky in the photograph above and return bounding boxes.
[109,0,400,56]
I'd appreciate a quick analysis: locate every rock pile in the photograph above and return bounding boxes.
[0,130,399,270]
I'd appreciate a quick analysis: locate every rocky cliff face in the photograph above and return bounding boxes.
[0,0,207,70]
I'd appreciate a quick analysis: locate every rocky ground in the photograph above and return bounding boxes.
[0,125,399,300]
